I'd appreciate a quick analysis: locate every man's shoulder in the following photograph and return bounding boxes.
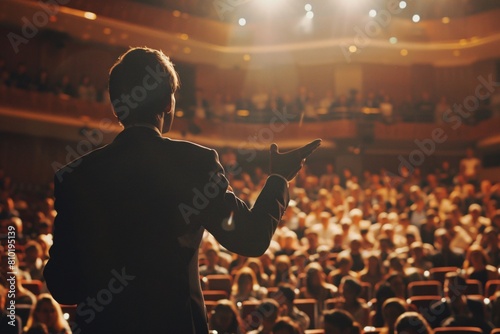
[164,138,216,155]
[54,144,110,184]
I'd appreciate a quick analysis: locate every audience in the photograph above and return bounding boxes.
[0,141,499,333]
[209,299,244,334]
[23,294,71,334]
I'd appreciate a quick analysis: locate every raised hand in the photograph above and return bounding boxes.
[269,139,322,181]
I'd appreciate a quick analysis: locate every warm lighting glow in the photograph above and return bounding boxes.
[442,16,450,24]
[172,10,181,17]
[243,54,251,61]
[237,109,250,117]
[369,9,377,18]
[412,14,420,23]
[400,49,408,56]
[183,47,191,54]
[306,11,314,19]
[49,15,57,23]
[179,33,189,40]
[349,45,357,53]
[389,37,398,44]
[175,110,184,117]
[238,18,246,26]
[84,12,97,20]
[103,28,112,35]
[459,39,467,46]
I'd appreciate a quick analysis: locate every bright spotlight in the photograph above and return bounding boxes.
[369,9,377,18]
[412,14,420,23]
[306,11,314,19]
[238,17,246,26]
[349,45,357,53]
[399,1,407,9]
[305,3,312,12]
[389,37,398,44]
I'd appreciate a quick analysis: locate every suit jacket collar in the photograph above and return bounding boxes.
[113,125,163,143]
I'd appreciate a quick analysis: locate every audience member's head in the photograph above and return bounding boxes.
[382,298,408,330]
[395,311,433,334]
[24,294,69,334]
[271,316,301,334]
[323,309,355,334]
[209,299,243,334]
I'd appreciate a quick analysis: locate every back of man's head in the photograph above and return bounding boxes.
[109,47,179,126]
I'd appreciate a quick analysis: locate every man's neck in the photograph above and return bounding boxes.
[126,123,161,135]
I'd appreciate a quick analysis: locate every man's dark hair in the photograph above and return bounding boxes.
[323,309,354,331]
[109,47,180,126]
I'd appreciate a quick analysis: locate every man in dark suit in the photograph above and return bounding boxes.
[43,47,320,333]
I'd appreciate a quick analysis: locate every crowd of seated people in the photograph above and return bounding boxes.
[2,57,499,126]
[0,58,107,104]
[1,143,500,333]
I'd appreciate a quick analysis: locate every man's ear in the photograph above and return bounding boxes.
[165,94,175,115]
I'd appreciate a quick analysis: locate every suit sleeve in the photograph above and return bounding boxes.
[43,174,86,304]
[200,150,289,257]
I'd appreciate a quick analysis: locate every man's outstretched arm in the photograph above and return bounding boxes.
[201,139,321,257]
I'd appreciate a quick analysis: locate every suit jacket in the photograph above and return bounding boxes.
[44,126,289,333]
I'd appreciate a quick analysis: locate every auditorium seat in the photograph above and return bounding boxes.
[433,326,482,334]
[305,330,324,334]
[241,300,261,331]
[60,304,77,323]
[21,280,43,296]
[202,290,228,301]
[294,298,317,329]
[464,279,483,296]
[429,267,458,285]
[407,295,442,322]
[485,279,500,298]
[206,274,232,296]
[407,280,442,297]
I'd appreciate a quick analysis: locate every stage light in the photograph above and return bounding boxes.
[84,12,97,20]
[349,45,357,53]
[400,49,408,56]
[442,17,450,24]
[305,3,312,12]
[399,1,407,9]
[389,37,398,44]
[412,14,420,23]
[306,11,314,19]
[238,18,247,26]
[369,9,377,18]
